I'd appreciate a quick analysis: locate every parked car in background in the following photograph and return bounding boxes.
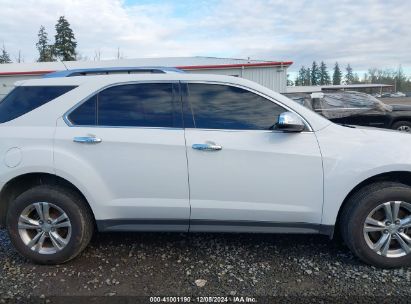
[391,92,407,98]
[289,91,411,132]
[1,74,411,268]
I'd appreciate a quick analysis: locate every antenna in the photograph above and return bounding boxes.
[57,57,69,70]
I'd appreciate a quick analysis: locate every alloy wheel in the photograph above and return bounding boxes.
[397,126,411,132]
[18,202,72,254]
[363,201,411,258]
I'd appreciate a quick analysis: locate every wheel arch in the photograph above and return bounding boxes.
[0,172,96,228]
[334,171,411,238]
[391,118,411,128]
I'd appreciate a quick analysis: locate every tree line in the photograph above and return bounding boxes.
[294,62,360,86]
[0,16,77,64]
[291,61,411,92]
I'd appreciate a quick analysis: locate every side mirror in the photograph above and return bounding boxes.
[275,112,305,132]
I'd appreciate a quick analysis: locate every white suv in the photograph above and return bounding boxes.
[1,73,411,268]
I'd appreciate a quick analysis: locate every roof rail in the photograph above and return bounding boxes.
[43,66,185,78]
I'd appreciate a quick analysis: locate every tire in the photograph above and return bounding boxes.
[341,182,411,268]
[392,121,411,133]
[6,185,94,264]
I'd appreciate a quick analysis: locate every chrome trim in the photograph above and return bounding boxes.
[73,136,102,144]
[192,143,222,151]
[62,79,313,132]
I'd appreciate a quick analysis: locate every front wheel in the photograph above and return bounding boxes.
[392,121,411,133]
[6,185,94,264]
[341,182,411,268]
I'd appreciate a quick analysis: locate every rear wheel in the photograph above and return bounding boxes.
[6,185,94,264]
[341,182,411,268]
[392,121,411,132]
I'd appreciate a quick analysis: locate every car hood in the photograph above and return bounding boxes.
[390,104,411,111]
[317,123,411,177]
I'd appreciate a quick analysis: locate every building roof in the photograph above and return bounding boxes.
[0,56,293,77]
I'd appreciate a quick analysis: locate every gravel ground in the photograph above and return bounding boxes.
[1,229,411,302]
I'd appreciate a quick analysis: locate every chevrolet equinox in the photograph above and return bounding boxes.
[0,74,411,268]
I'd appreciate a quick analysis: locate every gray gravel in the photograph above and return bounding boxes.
[1,228,410,301]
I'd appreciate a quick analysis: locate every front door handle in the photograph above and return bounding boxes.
[73,136,102,144]
[192,143,222,151]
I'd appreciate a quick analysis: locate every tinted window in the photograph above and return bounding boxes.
[187,84,286,130]
[68,83,180,128]
[0,86,76,123]
[68,95,97,125]
[97,83,179,127]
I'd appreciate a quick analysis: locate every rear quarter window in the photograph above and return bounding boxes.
[0,86,76,123]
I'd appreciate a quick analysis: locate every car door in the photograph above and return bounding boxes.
[54,82,190,232]
[331,111,390,128]
[182,82,324,233]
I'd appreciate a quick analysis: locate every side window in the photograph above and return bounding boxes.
[68,95,97,125]
[0,86,76,124]
[68,83,181,128]
[187,84,287,130]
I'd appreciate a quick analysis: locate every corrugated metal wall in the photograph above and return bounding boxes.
[185,66,288,92]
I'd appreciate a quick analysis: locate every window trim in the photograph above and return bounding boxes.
[63,80,183,130]
[181,80,313,132]
[63,80,312,132]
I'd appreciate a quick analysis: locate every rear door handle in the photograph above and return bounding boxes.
[192,143,222,151]
[73,136,102,144]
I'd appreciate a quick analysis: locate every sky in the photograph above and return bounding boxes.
[0,0,410,78]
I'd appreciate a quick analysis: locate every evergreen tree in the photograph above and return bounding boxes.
[304,68,312,86]
[395,65,408,92]
[0,44,12,64]
[311,61,321,85]
[295,66,307,86]
[345,64,355,84]
[332,62,342,85]
[36,26,55,62]
[54,16,77,61]
[319,61,331,85]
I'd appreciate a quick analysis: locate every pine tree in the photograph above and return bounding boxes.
[332,62,342,85]
[345,64,355,84]
[319,61,331,85]
[36,26,55,62]
[0,44,12,64]
[395,65,408,92]
[54,16,77,61]
[311,61,321,85]
[304,68,312,86]
[295,66,307,86]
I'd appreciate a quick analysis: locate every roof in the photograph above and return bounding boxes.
[43,66,184,78]
[16,73,252,87]
[0,56,292,77]
[286,84,393,93]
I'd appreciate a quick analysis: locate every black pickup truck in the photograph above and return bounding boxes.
[288,91,411,132]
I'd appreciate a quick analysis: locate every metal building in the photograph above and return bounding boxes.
[0,57,292,98]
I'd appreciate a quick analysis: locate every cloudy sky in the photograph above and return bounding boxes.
[0,0,410,76]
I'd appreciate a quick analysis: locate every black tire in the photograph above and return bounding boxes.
[341,182,411,268]
[6,185,94,264]
[392,121,411,132]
